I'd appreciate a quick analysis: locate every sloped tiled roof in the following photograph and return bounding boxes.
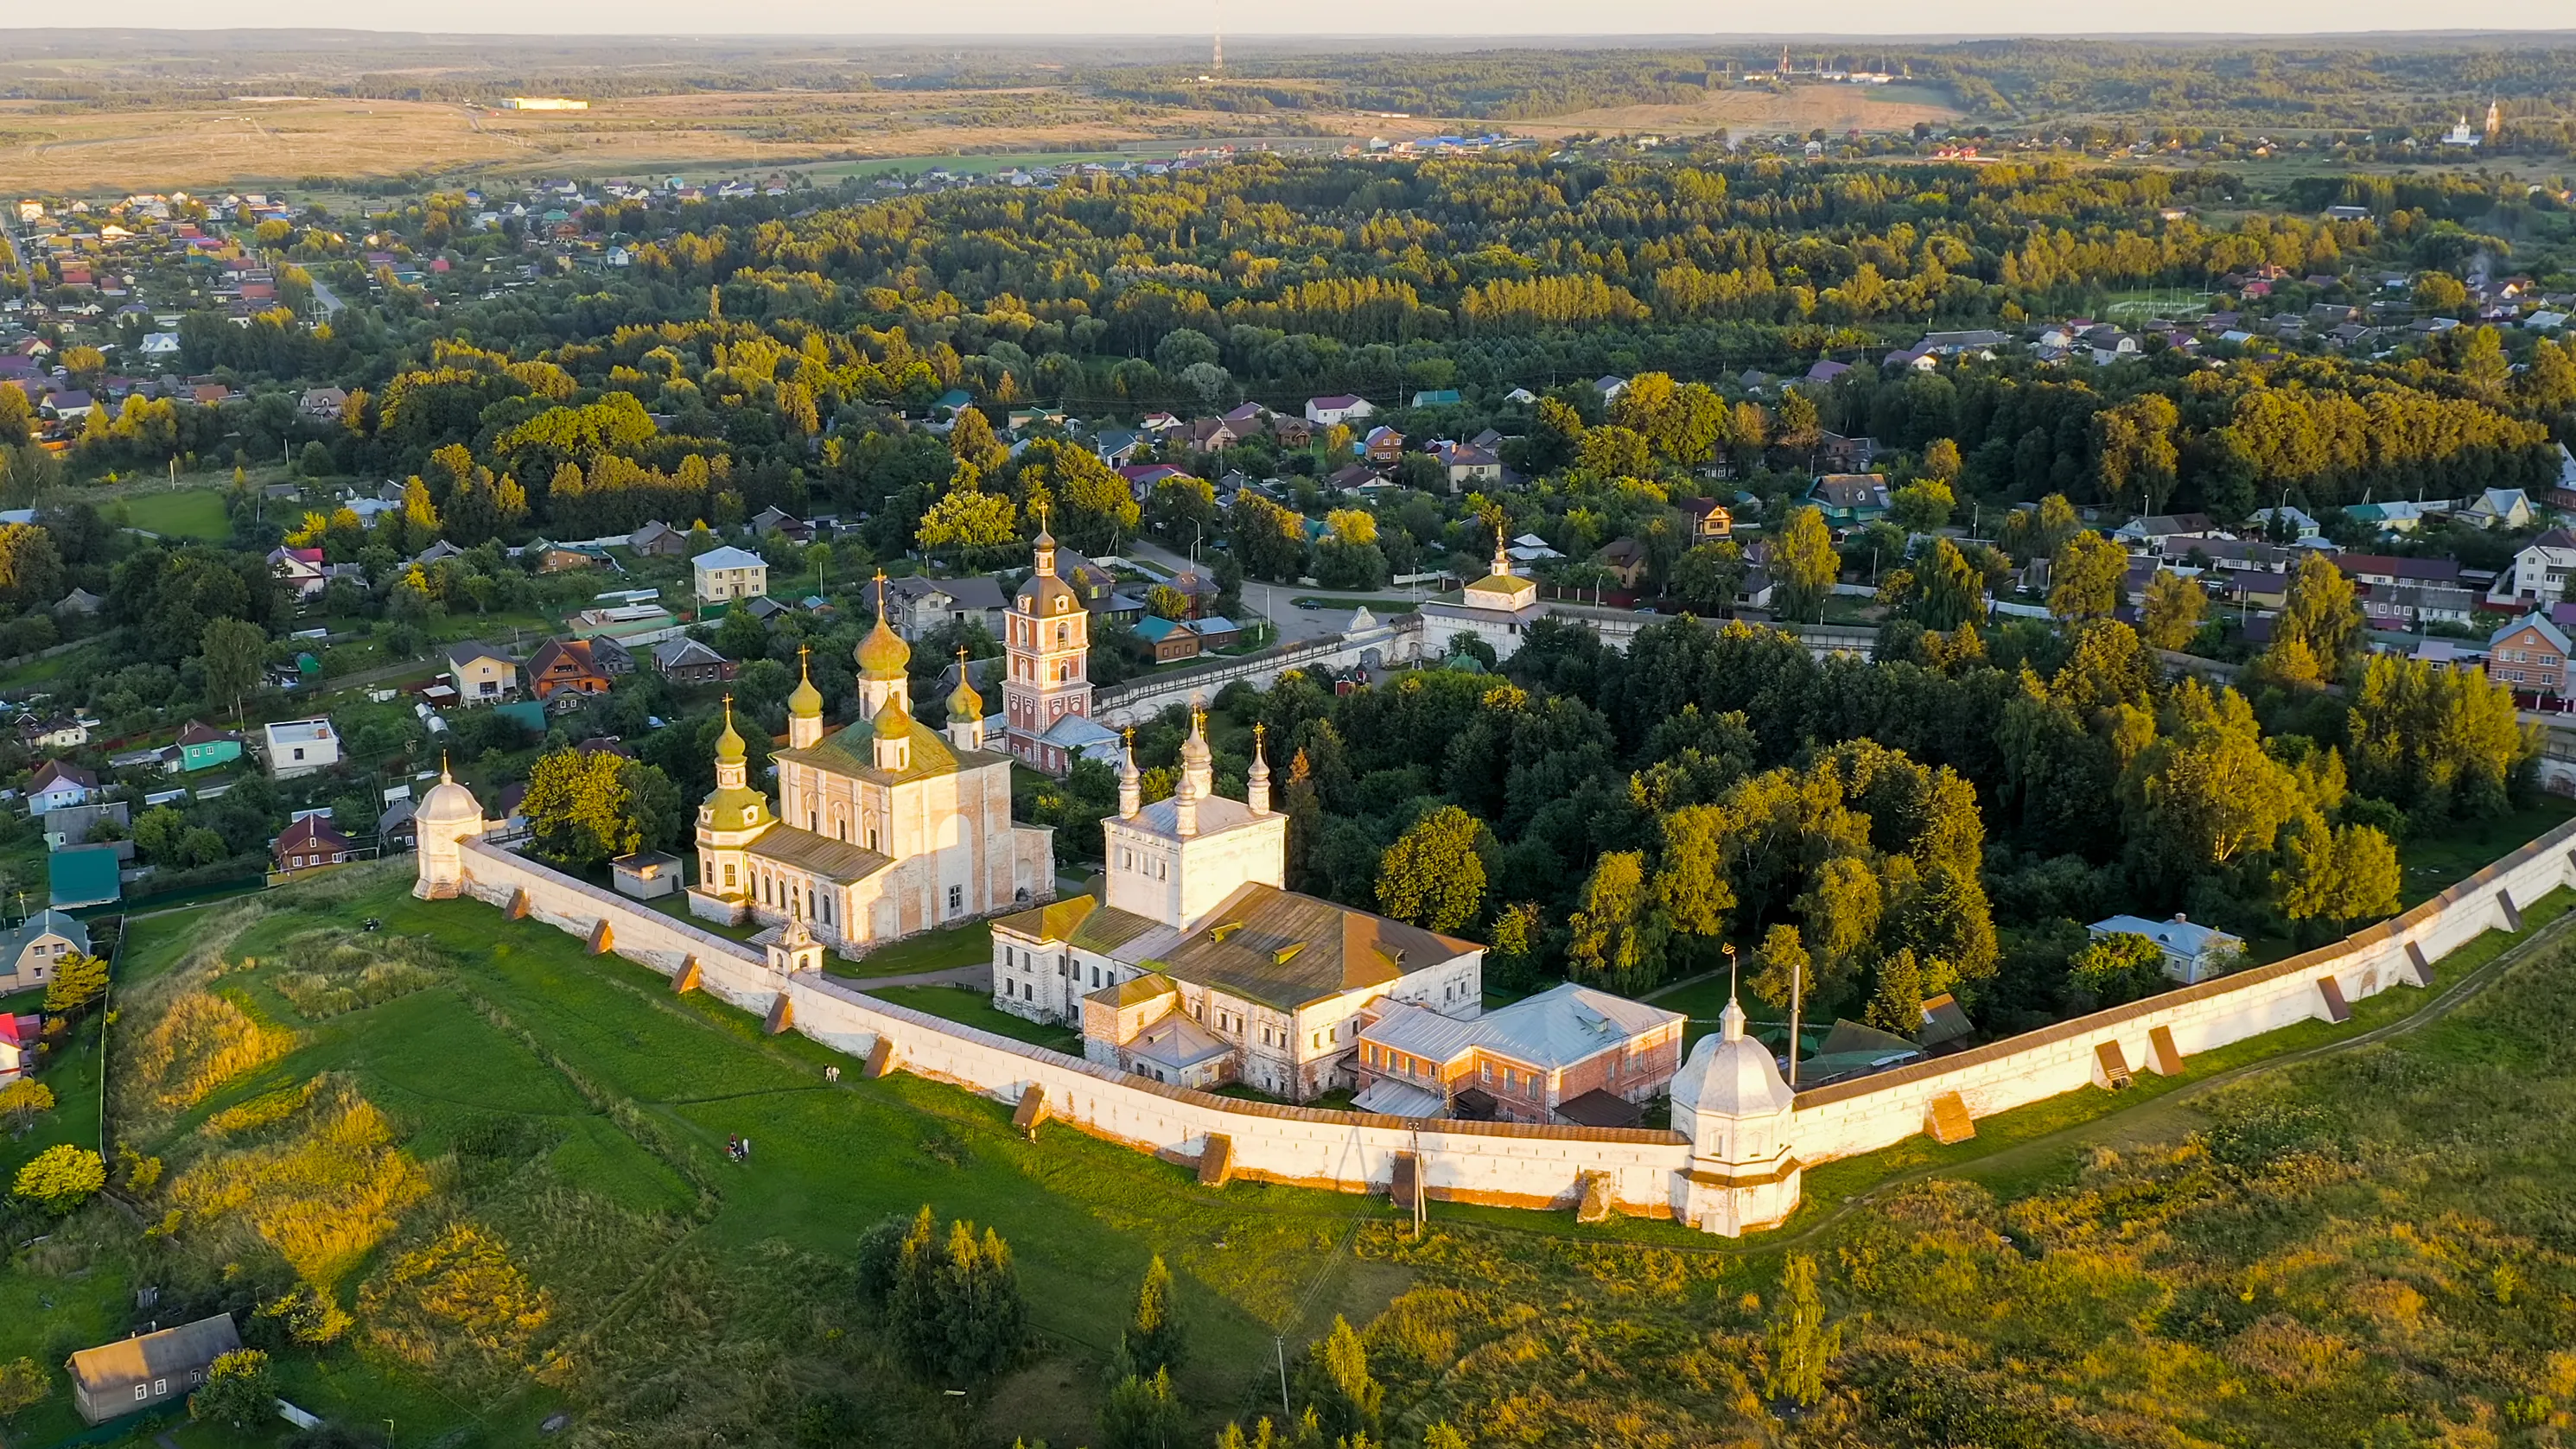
[747,824,893,882]
[1152,882,1478,1011]
[67,1314,241,1401]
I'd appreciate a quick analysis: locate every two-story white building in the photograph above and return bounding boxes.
[691,545,769,605]
[989,711,1483,1103]
[2497,528,2576,606]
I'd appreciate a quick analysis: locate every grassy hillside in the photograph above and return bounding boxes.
[4,862,2576,1447]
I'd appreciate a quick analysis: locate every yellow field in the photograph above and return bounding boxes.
[0,76,1963,194]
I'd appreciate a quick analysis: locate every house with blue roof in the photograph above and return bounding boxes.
[2088,912,2248,984]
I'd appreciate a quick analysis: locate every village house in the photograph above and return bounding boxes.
[525,638,615,702]
[692,545,769,605]
[883,575,1010,640]
[1682,497,1735,543]
[1304,394,1377,427]
[1806,473,1891,527]
[2087,913,2248,985]
[1362,425,1406,465]
[268,545,328,599]
[2488,613,2570,696]
[66,1315,242,1425]
[1133,615,1200,664]
[1352,982,1686,1125]
[169,720,242,772]
[1434,441,1502,490]
[263,718,341,779]
[24,759,96,815]
[0,908,87,995]
[273,814,354,873]
[2503,528,2576,604]
[653,636,737,686]
[19,715,89,750]
[629,520,690,556]
[444,642,519,705]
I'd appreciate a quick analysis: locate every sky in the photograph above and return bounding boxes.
[3,6,2573,34]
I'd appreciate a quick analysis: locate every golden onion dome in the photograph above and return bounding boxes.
[786,646,824,719]
[855,572,912,678]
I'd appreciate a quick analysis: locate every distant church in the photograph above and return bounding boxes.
[688,574,1055,952]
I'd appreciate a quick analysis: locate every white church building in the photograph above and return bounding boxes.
[684,575,1056,952]
[989,711,1485,1103]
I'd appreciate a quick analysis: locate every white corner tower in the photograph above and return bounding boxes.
[413,759,488,899]
[1669,996,1803,1236]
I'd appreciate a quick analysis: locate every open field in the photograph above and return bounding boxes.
[0,88,1324,193]
[0,74,1963,193]
[120,486,233,541]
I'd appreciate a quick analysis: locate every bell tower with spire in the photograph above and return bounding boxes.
[1002,512,1097,772]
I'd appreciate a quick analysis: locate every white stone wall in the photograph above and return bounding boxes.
[1784,817,2576,1166]
[453,808,2576,1234]
[453,840,1689,1215]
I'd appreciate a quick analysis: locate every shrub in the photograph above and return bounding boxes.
[12,1144,105,1211]
[189,1349,277,1429]
[0,1357,48,1420]
[0,1078,54,1124]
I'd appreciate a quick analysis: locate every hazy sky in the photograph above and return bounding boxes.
[6,4,2574,34]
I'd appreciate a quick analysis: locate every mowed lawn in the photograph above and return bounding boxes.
[119,486,233,540]
[6,868,1421,1448]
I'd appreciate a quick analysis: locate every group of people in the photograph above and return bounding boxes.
[727,1134,754,1163]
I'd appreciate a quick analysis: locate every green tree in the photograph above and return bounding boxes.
[2139,570,2206,651]
[198,616,268,723]
[2278,817,2402,927]
[1123,1254,1186,1380]
[1762,1254,1839,1409]
[2069,931,2169,1005]
[915,487,1018,564]
[1228,493,1309,583]
[1302,1317,1383,1441]
[0,1079,53,1126]
[0,522,64,608]
[1376,806,1487,933]
[1889,479,1955,533]
[1865,946,1924,1035]
[1485,900,1545,990]
[2047,531,2127,622]
[948,407,1008,476]
[13,1144,105,1211]
[2348,653,2530,817]
[1921,436,1962,483]
[1567,850,1669,995]
[1099,1367,1183,1449]
[188,1349,276,1430]
[43,953,108,1017]
[1749,923,1810,1013]
[887,1206,1027,1384]
[1650,804,1738,942]
[523,749,647,870]
[2130,683,2302,869]
[1669,541,1746,615]
[0,1358,48,1421]
[2002,493,2079,562]
[1769,505,1839,622]
[2276,552,2363,677]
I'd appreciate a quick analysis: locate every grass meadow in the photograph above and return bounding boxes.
[5,846,2576,1447]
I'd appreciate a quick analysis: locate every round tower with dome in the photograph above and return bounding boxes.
[1668,995,1803,1236]
[412,758,487,899]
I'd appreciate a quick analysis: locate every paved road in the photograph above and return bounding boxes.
[308,275,346,315]
[1119,536,1438,644]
